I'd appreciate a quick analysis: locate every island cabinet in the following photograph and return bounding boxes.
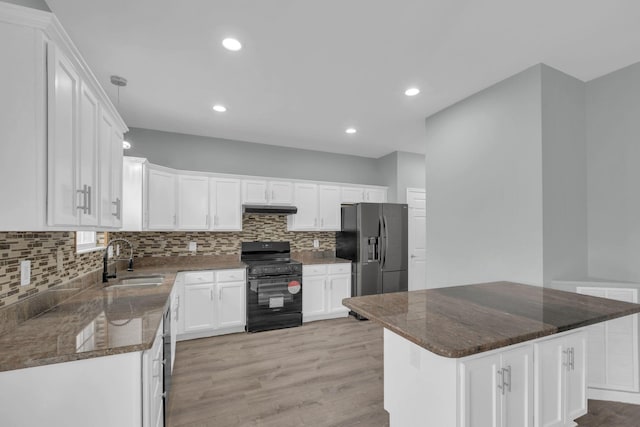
[460,345,533,427]
[302,263,351,322]
[550,281,640,404]
[176,269,246,341]
[534,331,587,427]
[343,282,640,427]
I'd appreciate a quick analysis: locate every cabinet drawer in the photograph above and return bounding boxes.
[328,263,350,275]
[182,271,214,284]
[216,269,246,282]
[303,265,327,276]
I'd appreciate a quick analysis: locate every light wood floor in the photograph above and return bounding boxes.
[166,317,640,427]
[167,317,388,427]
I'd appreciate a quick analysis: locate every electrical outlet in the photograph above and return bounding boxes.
[188,242,197,252]
[313,239,319,249]
[108,246,114,259]
[20,260,31,286]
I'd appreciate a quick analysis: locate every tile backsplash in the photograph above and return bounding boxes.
[113,214,336,258]
[0,215,336,308]
[0,232,103,308]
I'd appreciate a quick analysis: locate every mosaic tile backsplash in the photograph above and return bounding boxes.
[113,214,336,258]
[0,216,335,308]
[0,232,104,308]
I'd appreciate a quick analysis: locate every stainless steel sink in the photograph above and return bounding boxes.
[107,275,165,288]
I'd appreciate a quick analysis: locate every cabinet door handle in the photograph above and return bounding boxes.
[321,218,324,227]
[77,185,89,214]
[271,190,275,201]
[570,347,575,371]
[497,369,504,395]
[219,287,222,300]
[112,197,121,219]
[563,349,570,371]
[502,366,511,393]
[173,214,177,225]
[87,186,92,215]
[210,288,214,300]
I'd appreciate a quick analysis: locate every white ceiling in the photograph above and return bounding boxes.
[44,0,640,158]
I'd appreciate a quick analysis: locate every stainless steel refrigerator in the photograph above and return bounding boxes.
[336,203,408,297]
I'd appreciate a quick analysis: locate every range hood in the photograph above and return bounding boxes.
[243,205,298,215]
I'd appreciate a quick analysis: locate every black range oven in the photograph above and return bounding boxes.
[242,242,302,332]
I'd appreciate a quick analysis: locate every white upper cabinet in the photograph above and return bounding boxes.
[177,175,209,230]
[340,186,388,204]
[122,157,147,231]
[341,186,365,204]
[289,183,318,230]
[77,82,99,226]
[0,4,127,230]
[289,183,352,231]
[242,179,268,204]
[318,185,341,230]
[147,167,177,230]
[242,179,293,205]
[109,128,124,228]
[210,178,242,231]
[268,181,294,205]
[97,97,124,229]
[47,44,80,227]
[364,187,387,203]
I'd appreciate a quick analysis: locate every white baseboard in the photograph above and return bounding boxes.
[588,387,640,404]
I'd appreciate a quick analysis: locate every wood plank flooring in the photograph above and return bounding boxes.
[166,317,640,427]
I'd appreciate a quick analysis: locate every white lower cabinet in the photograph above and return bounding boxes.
[577,287,639,393]
[460,345,533,427]
[534,331,587,427]
[177,269,246,340]
[142,322,164,427]
[302,263,351,322]
[0,321,163,427]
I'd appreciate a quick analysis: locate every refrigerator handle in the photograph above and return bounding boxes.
[379,215,385,269]
[381,215,388,270]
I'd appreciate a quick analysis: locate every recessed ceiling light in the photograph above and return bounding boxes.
[405,87,420,96]
[212,104,227,113]
[122,140,131,149]
[222,38,242,51]
[345,128,357,134]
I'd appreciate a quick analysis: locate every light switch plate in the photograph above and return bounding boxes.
[313,239,319,248]
[188,242,197,252]
[20,260,31,286]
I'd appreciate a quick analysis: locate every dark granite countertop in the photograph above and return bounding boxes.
[291,251,351,265]
[342,281,640,358]
[0,256,246,372]
[0,252,351,372]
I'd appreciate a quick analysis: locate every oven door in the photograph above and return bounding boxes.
[246,275,302,332]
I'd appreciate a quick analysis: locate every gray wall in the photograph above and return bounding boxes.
[126,128,383,185]
[424,65,544,287]
[586,62,640,282]
[5,0,50,11]
[376,152,398,202]
[541,65,588,283]
[396,151,426,203]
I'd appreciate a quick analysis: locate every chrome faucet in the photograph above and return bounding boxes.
[103,238,134,283]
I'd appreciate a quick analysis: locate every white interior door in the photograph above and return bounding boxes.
[407,188,426,290]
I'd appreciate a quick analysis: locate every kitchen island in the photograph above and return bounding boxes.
[342,281,640,427]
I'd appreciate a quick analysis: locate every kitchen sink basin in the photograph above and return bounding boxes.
[107,275,166,288]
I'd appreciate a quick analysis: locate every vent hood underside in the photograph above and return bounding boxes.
[242,205,298,215]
